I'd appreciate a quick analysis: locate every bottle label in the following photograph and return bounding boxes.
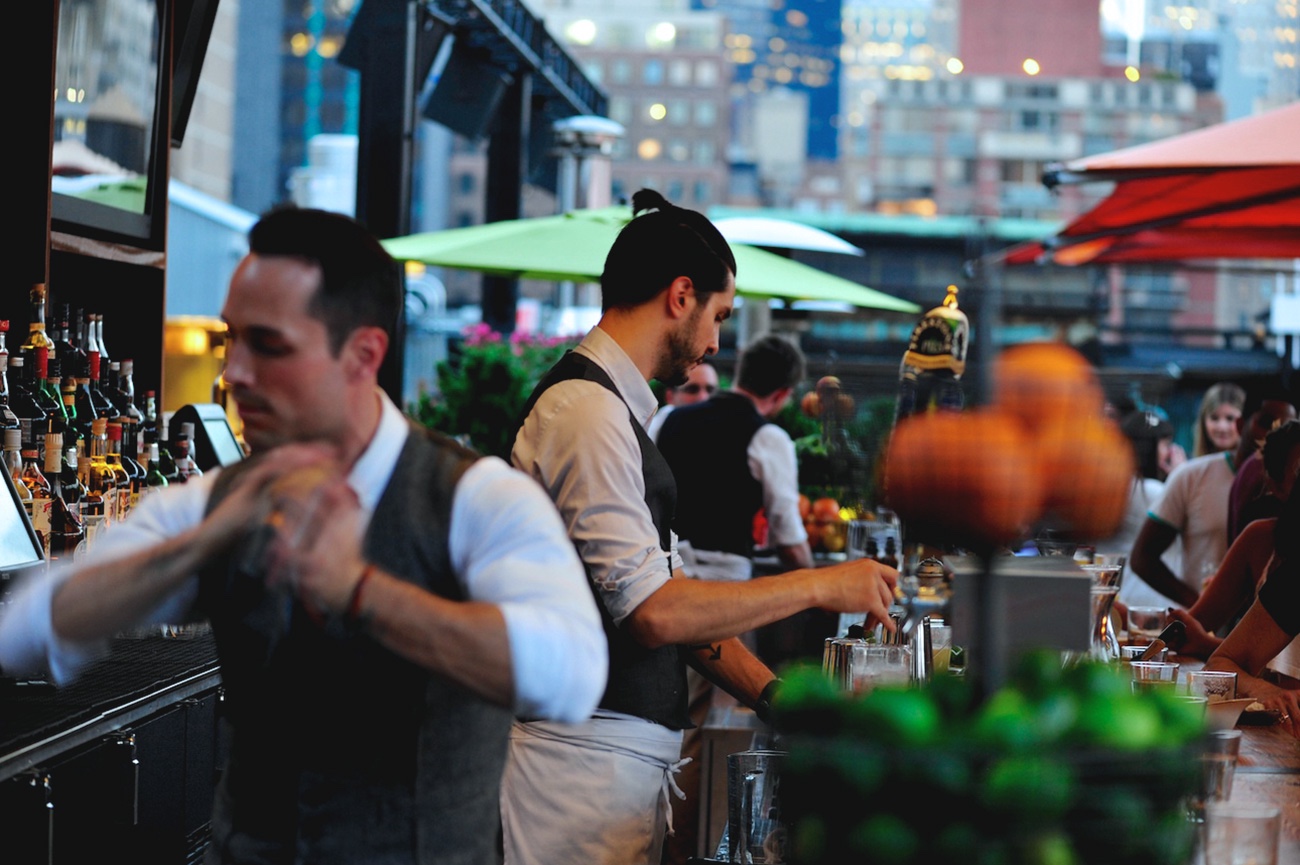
[32,500,52,550]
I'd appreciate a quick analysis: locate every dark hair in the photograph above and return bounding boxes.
[599,189,736,312]
[736,334,805,397]
[1274,480,1300,563]
[1120,409,1174,481]
[1262,419,1300,484]
[248,206,403,353]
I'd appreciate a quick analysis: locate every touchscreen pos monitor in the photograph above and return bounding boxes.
[1,467,44,589]
[170,403,246,473]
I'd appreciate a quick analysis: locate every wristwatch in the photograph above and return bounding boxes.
[755,678,782,725]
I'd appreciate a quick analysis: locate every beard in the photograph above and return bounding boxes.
[657,311,706,387]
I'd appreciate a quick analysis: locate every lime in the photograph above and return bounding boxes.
[847,687,942,746]
[1011,648,1067,698]
[1070,693,1162,750]
[1147,688,1208,745]
[1033,690,1081,745]
[979,754,1076,821]
[1064,660,1130,702]
[972,687,1043,751]
[848,812,919,864]
[1021,830,1080,865]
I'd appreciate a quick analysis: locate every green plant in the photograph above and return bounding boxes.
[409,325,578,460]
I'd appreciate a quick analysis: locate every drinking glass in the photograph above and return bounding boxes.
[1082,564,1123,662]
[1127,606,1168,644]
[1120,644,1168,662]
[1188,670,1238,703]
[847,644,911,693]
[930,623,953,674]
[1186,729,1243,826]
[1130,660,1180,693]
[1204,802,1280,865]
[726,750,787,864]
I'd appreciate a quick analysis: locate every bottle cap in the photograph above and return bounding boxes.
[44,434,62,470]
[0,321,8,332]
[107,422,122,441]
[92,417,107,435]
[88,351,100,379]
[4,428,20,449]
[35,346,49,377]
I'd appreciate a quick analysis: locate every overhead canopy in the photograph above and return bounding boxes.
[1001,101,1300,266]
[383,206,918,312]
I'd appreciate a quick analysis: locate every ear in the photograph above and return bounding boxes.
[665,276,695,320]
[341,326,389,380]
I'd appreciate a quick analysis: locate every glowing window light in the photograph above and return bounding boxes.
[1023,58,1041,75]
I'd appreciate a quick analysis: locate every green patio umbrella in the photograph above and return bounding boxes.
[382,206,918,313]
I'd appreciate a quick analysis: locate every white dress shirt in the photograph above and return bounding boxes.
[511,327,684,626]
[0,391,607,724]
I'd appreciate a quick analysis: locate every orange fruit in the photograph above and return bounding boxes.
[993,342,1104,433]
[812,497,841,523]
[884,408,1045,549]
[798,494,812,520]
[801,391,822,418]
[1036,415,1134,540]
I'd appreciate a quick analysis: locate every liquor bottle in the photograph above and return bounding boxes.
[880,536,900,569]
[81,417,114,541]
[30,347,63,422]
[87,351,117,421]
[174,422,204,482]
[158,416,179,484]
[122,418,145,510]
[3,428,33,519]
[104,422,134,520]
[140,390,159,460]
[20,284,55,357]
[60,373,79,435]
[142,441,169,501]
[60,438,85,510]
[45,355,70,436]
[7,356,44,453]
[52,303,87,381]
[83,311,102,361]
[0,354,19,432]
[20,446,51,530]
[45,437,85,564]
[119,359,141,415]
[93,314,110,368]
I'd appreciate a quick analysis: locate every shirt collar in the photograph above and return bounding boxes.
[346,388,410,513]
[575,326,659,428]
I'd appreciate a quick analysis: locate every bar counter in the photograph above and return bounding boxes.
[0,631,223,862]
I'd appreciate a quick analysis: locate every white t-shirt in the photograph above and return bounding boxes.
[1102,477,1182,608]
[1149,451,1235,601]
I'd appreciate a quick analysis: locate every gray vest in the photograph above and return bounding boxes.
[197,424,512,865]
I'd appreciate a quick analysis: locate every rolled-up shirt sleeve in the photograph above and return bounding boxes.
[514,381,679,624]
[448,456,607,723]
[749,424,808,548]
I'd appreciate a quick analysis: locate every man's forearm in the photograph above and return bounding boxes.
[51,525,219,642]
[1130,560,1198,608]
[686,637,775,709]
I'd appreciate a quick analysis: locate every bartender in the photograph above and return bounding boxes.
[0,207,606,865]
[504,188,899,865]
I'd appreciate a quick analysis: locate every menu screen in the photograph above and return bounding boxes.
[0,473,42,571]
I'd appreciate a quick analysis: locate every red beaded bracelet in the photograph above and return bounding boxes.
[346,564,377,623]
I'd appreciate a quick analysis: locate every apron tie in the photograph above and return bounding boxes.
[661,756,692,835]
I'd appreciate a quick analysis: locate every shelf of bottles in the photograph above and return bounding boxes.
[1,284,204,565]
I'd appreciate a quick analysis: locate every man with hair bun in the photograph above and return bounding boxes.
[506,190,898,865]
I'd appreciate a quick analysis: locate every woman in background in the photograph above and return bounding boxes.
[1192,381,1246,458]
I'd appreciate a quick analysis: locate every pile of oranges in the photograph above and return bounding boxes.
[799,494,848,553]
[883,342,1133,551]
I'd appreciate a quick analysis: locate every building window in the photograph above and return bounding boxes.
[696,61,719,87]
[694,100,717,127]
[670,100,690,125]
[668,139,690,162]
[643,59,664,86]
[669,59,692,86]
[608,96,632,125]
[667,180,684,201]
[457,172,475,195]
[611,58,632,85]
[637,138,663,160]
[693,180,711,204]
[695,139,715,165]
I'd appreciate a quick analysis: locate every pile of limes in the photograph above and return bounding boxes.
[771,651,1206,865]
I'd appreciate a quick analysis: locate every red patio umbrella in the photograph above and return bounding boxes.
[1001,101,1300,266]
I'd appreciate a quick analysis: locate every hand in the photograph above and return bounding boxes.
[1168,607,1219,659]
[261,461,369,622]
[1252,689,1300,739]
[200,442,340,556]
[816,559,899,635]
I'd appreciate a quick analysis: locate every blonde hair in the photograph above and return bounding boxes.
[1192,382,1246,457]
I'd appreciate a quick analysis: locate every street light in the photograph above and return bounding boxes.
[552,115,624,310]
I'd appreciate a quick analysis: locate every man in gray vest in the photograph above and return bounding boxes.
[504,190,898,865]
[0,207,606,865]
